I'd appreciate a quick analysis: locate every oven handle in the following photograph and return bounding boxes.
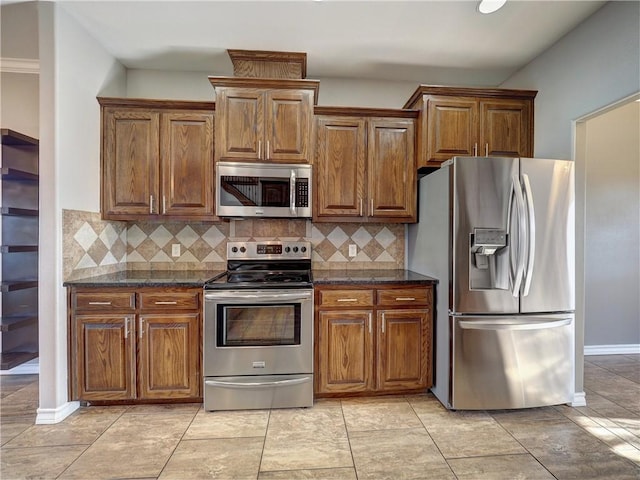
[205,376,312,389]
[205,291,313,302]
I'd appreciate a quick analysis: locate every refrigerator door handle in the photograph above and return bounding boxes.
[511,175,527,297]
[521,174,536,296]
[458,318,572,331]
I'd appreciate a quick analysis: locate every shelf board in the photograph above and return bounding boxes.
[1,129,39,146]
[1,280,38,292]
[0,207,39,217]
[1,245,38,253]
[0,315,38,332]
[0,351,38,370]
[1,167,38,182]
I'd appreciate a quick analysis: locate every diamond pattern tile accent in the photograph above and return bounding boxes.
[64,210,405,280]
[149,226,173,248]
[176,226,199,248]
[327,227,349,248]
[352,227,373,248]
[73,223,98,250]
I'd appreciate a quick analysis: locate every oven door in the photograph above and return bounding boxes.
[204,289,313,377]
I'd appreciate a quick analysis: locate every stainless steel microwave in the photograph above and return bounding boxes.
[216,162,312,218]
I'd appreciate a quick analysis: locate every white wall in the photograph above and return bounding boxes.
[37,2,126,422]
[500,0,640,396]
[501,1,640,160]
[584,101,640,347]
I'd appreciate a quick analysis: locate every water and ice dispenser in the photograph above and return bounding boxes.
[469,228,508,290]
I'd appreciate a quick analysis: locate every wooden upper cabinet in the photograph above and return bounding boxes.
[368,118,416,220]
[99,98,216,221]
[161,111,214,216]
[314,108,418,223]
[404,86,537,169]
[102,108,160,217]
[210,77,320,164]
[315,116,366,217]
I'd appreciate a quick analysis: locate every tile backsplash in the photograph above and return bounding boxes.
[63,209,405,280]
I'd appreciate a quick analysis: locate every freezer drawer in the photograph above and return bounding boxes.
[451,314,574,410]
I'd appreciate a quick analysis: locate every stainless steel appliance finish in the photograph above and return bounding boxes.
[407,156,575,410]
[203,241,314,411]
[216,161,312,218]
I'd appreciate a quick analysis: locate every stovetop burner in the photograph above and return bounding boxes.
[204,241,313,290]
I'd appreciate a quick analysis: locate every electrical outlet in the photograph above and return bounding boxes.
[171,244,181,257]
[348,244,357,257]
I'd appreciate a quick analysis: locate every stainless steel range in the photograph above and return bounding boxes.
[203,241,313,411]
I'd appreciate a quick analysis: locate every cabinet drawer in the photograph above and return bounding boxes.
[139,291,200,310]
[377,287,432,306]
[319,289,374,307]
[73,292,135,311]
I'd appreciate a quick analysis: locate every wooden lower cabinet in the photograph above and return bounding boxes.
[69,287,202,403]
[315,285,433,396]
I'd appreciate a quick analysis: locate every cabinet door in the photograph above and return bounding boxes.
[102,108,160,217]
[75,314,135,401]
[377,309,431,391]
[480,100,533,157]
[265,89,313,163]
[215,88,263,161]
[368,118,416,221]
[314,116,366,219]
[316,310,374,394]
[138,313,200,399]
[161,111,214,217]
[426,97,478,164]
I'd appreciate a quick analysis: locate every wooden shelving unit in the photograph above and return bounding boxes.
[1,129,39,370]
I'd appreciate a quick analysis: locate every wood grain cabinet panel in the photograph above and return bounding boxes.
[99,98,215,221]
[317,310,374,394]
[211,78,319,164]
[315,284,433,397]
[404,86,536,169]
[314,109,417,223]
[75,314,135,401]
[69,286,202,403]
[138,313,200,399]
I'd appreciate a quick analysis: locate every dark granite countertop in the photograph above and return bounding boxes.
[312,269,438,285]
[63,270,226,288]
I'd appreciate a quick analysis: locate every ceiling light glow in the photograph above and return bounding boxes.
[478,0,507,14]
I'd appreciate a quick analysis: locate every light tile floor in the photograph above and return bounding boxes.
[1,355,639,479]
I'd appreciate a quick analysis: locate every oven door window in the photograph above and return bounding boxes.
[217,303,301,347]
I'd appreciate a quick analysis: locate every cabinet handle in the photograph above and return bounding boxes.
[370,198,374,217]
[150,195,154,214]
[124,318,129,338]
[258,140,262,160]
[266,141,270,160]
[337,298,358,302]
[88,301,112,305]
[162,195,166,214]
[368,313,372,334]
[139,318,144,339]
[485,143,489,156]
[154,301,178,305]
[395,297,416,301]
[382,313,386,333]
[474,143,478,156]
[359,198,363,217]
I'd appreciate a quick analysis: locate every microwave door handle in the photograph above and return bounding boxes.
[290,169,296,215]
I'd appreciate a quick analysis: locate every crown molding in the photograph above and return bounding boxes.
[0,57,40,74]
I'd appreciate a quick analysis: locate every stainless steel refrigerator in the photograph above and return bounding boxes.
[407,156,575,410]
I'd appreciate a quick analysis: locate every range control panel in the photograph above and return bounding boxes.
[227,241,311,260]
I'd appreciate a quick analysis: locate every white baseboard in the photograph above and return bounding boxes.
[584,344,640,356]
[36,401,80,424]
[571,391,587,407]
